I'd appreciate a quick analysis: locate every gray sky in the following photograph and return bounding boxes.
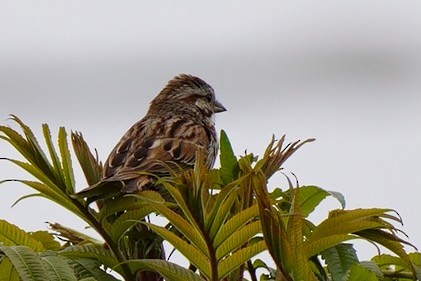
[1,1,421,263]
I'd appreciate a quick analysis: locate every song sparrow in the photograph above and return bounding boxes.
[102,74,226,193]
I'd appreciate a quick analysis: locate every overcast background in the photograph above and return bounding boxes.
[1,1,421,267]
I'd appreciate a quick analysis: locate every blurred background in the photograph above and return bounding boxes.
[1,1,421,264]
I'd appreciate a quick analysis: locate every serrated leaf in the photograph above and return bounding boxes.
[40,252,77,281]
[215,221,261,260]
[207,179,240,238]
[58,128,75,193]
[60,244,119,275]
[356,229,414,269]
[297,186,345,217]
[30,231,61,251]
[0,257,21,281]
[308,208,396,243]
[218,240,266,279]
[146,224,210,278]
[15,180,84,219]
[321,243,359,281]
[71,132,102,186]
[151,203,208,255]
[346,264,377,281]
[65,258,119,281]
[108,206,155,242]
[122,259,204,281]
[305,234,356,258]
[0,219,44,251]
[213,204,259,248]
[8,115,54,176]
[42,124,67,191]
[0,245,48,281]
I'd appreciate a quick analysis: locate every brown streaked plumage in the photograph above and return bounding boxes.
[102,74,226,193]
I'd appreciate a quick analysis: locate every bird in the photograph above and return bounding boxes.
[100,74,226,194]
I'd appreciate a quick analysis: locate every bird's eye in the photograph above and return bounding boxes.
[205,95,212,103]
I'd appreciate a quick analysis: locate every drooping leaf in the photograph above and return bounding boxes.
[60,244,120,275]
[0,245,48,281]
[145,223,210,278]
[213,204,259,248]
[215,221,261,261]
[294,186,345,217]
[108,205,155,242]
[321,243,359,281]
[121,259,204,281]
[10,180,83,218]
[149,203,208,255]
[65,258,119,281]
[0,257,20,281]
[346,264,378,281]
[0,219,44,251]
[40,251,77,281]
[30,231,61,251]
[218,240,266,279]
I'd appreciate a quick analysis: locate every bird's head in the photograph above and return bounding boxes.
[150,74,226,117]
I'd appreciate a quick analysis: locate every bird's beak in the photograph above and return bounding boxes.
[213,99,227,113]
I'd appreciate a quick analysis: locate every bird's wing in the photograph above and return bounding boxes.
[103,117,211,178]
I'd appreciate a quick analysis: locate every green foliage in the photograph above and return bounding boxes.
[0,116,419,281]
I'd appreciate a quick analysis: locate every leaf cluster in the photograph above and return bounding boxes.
[0,116,420,281]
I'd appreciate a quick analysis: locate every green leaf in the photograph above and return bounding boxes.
[150,203,208,255]
[58,127,75,193]
[65,258,119,281]
[358,261,383,280]
[305,234,356,258]
[14,180,84,219]
[8,115,54,176]
[100,191,163,222]
[206,177,242,238]
[346,264,378,281]
[71,132,102,186]
[288,188,316,281]
[42,124,66,192]
[213,204,259,248]
[0,219,44,251]
[108,206,155,242]
[72,181,124,205]
[0,245,48,281]
[30,231,61,251]
[121,259,204,281]
[308,208,396,244]
[321,243,359,281]
[215,221,261,261]
[40,252,77,281]
[219,130,239,185]
[60,244,120,275]
[145,223,210,278]
[0,257,20,281]
[297,186,345,217]
[356,229,414,269]
[218,240,266,279]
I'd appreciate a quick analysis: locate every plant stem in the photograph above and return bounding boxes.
[72,198,135,280]
[247,260,258,281]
